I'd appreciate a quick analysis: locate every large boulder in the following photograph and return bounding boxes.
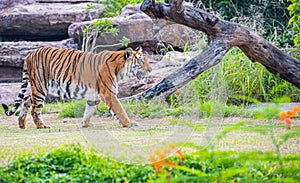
[0,39,78,81]
[0,0,35,11]
[68,4,153,51]
[0,1,104,41]
[154,23,202,47]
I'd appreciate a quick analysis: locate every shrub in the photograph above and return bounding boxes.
[1,145,299,182]
[0,145,156,183]
[288,0,300,48]
[102,0,144,17]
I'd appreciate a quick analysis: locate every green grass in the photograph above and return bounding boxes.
[57,100,109,118]
[0,144,299,183]
[0,107,4,115]
[189,47,300,104]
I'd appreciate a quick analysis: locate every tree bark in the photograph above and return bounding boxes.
[122,0,300,102]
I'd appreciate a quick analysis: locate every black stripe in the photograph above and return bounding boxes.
[72,51,83,79]
[32,93,45,101]
[36,104,43,108]
[42,47,53,90]
[34,50,45,92]
[105,60,117,89]
[81,85,88,98]
[52,49,67,77]
[98,73,114,94]
[63,51,78,83]
[57,50,75,76]
[66,79,72,98]
[18,93,24,99]
[108,52,120,62]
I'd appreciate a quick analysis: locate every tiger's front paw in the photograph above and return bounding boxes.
[81,122,94,128]
[123,122,139,128]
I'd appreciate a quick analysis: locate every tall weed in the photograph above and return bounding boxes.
[191,48,300,104]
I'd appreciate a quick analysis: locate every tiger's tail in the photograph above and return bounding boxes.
[2,63,29,116]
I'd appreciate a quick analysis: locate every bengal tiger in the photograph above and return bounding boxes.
[2,46,152,129]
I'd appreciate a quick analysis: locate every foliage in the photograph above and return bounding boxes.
[57,100,108,118]
[190,0,293,47]
[252,106,281,120]
[190,48,300,104]
[102,0,144,18]
[85,3,96,12]
[120,36,131,47]
[0,144,299,183]
[0,145,156,183]
[288,0,300,48]
[82,19,119,52]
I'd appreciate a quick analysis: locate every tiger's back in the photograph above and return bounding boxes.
[2,46,151,128]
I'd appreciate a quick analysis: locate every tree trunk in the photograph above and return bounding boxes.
[122,0,300,102]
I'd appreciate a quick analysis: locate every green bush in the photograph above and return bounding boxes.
[1,145,299,182]
[0,145,156,183]
[102,0,144,17]
[58,100,109,118]
[194,0,292,47]
[288,0,300,48]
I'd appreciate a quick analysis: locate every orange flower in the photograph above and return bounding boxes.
[150,149,169,173]
[150,153,165,173]
[287,110,295,118]
[166,161,175,167]
[279,111,287,121]
[154,159,164,173]
[176,149,184,159]
[293,105,300,113]
[285,118,291,130]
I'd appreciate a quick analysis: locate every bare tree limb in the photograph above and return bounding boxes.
[122,38,228,102]
[122,0,300,102]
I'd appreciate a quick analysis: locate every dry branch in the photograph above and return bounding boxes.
[122,0,300,102]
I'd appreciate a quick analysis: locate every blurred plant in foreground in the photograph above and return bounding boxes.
[279,105,300,130]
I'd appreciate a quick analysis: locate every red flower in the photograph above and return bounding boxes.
[166,161,175,167]
[285,118,291,130]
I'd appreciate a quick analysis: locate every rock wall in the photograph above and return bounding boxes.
[0,0,103,41]
[69,4,201,51]
[0,0,104,82]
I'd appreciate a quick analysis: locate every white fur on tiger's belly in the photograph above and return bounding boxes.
[47,82,100,101]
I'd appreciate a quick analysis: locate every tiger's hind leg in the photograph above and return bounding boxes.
[31,94,50,129]
[18,95,32,129]
[81,100,100,128]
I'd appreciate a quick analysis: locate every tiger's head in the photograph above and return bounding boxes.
[123,47,152,80]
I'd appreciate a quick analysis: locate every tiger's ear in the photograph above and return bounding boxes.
[135,46,143,52]
[124,48,133,60]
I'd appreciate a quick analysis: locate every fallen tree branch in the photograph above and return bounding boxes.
[122,0,300,102]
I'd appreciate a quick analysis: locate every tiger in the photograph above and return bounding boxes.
[2,46,152,129]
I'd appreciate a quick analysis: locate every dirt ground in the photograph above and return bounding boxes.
[0,113,299,166]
